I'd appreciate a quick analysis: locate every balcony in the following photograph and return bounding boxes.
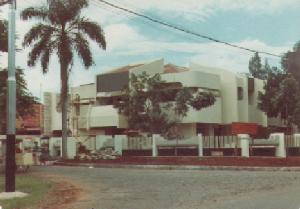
[181,97,222,123]
[88,105,127,128]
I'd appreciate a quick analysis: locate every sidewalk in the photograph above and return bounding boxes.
[54,156,300,171]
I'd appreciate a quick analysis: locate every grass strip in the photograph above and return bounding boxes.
[0,173,52,209]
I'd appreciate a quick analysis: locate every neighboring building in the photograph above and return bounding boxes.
[44,58,285,140]
[43,92,64,136]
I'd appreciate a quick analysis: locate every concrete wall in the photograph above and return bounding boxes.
[77,104,90,129]
[162,70,221,90]
[71,83,96,100]
[162,70,222,124]
[43,92,62,134]
[45,60,280,139]
[190,63,268,127]
[247,78,268,126]
[89,105,127,128]
[182,97,222,124]
[190,64,239,124]
[237,76,249,122]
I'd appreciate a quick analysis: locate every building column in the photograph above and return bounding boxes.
[293,134,300,147]
[152,134,159,157]
[270,133,286,158]
[238,134,250,157]
[198,134,203,157]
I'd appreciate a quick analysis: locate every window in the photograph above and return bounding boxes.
[97,72,129,92]
[237,87,243,100]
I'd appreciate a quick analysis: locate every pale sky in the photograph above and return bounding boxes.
[0,0,299,99]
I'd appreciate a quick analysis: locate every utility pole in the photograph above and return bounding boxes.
[5,0,16,192]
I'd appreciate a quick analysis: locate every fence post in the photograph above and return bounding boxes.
[271,133,286,158]
[293,134,300,147]
[152,134,159,157]
[238,134,250,157]
[198,134,203,157]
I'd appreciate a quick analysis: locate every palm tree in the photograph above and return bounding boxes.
[21,0,106,158]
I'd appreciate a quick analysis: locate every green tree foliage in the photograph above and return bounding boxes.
[249,52,262,79]
[115,72,216,138]
[21,0,106,158]
[282,41,300,85]
[274,41,300,128]
[0,20,8,52]
[291,101,300,129]
[0,68,36,133]
[248,52,271,80]
[258,70,286,118]
[258,40,300,129]
[260,74,300,127]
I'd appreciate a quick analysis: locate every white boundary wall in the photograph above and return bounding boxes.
[152,134,203,157]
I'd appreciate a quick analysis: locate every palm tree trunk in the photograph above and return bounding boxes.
[61,62,68,159]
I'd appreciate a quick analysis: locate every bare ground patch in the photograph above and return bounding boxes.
[32,173,87,209]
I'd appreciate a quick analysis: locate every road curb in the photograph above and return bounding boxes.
[53,162,300,172]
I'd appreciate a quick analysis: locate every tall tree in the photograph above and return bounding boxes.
[282,41,300,85]
[259,73,300,127]
[0,68,36,133]
[258,41,300,130]
[258,69,285,118]
[248,52,270,80]
[249,52,262,78]
[21,0,106,158]
[263,58,272,75]
[115,72,216,138]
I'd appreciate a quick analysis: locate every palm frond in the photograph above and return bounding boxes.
[27,45,45,67]
[23,23,56,47]
[21,0,106,75]
[76,18,106,50]
[27,33,52,67]
[67,0,88,13]
[48,0,88,26]
[41,42,55,73]
[20,7,48,21]
[73,33,93,68]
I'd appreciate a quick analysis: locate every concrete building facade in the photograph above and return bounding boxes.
[44,59,285,140]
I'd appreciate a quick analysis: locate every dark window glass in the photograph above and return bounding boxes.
[237,87,243,100]
[97,72,129,92]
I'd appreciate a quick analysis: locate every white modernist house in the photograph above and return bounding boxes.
[44,59,285,145]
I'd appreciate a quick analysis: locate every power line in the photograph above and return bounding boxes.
[91,0,206,46]
[95,0,282,58]
[91,0,133,20]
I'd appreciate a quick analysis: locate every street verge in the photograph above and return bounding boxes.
[55,156,300,171]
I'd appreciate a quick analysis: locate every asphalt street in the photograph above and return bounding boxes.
[34,166,300,209]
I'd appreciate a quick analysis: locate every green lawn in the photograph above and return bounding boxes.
[0,173,52,209]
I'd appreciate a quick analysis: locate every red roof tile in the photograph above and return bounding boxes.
[163,64,189,74]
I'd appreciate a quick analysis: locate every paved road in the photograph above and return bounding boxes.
[34,166,300,209]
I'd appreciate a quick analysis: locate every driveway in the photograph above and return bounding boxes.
[34,166,300,209]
